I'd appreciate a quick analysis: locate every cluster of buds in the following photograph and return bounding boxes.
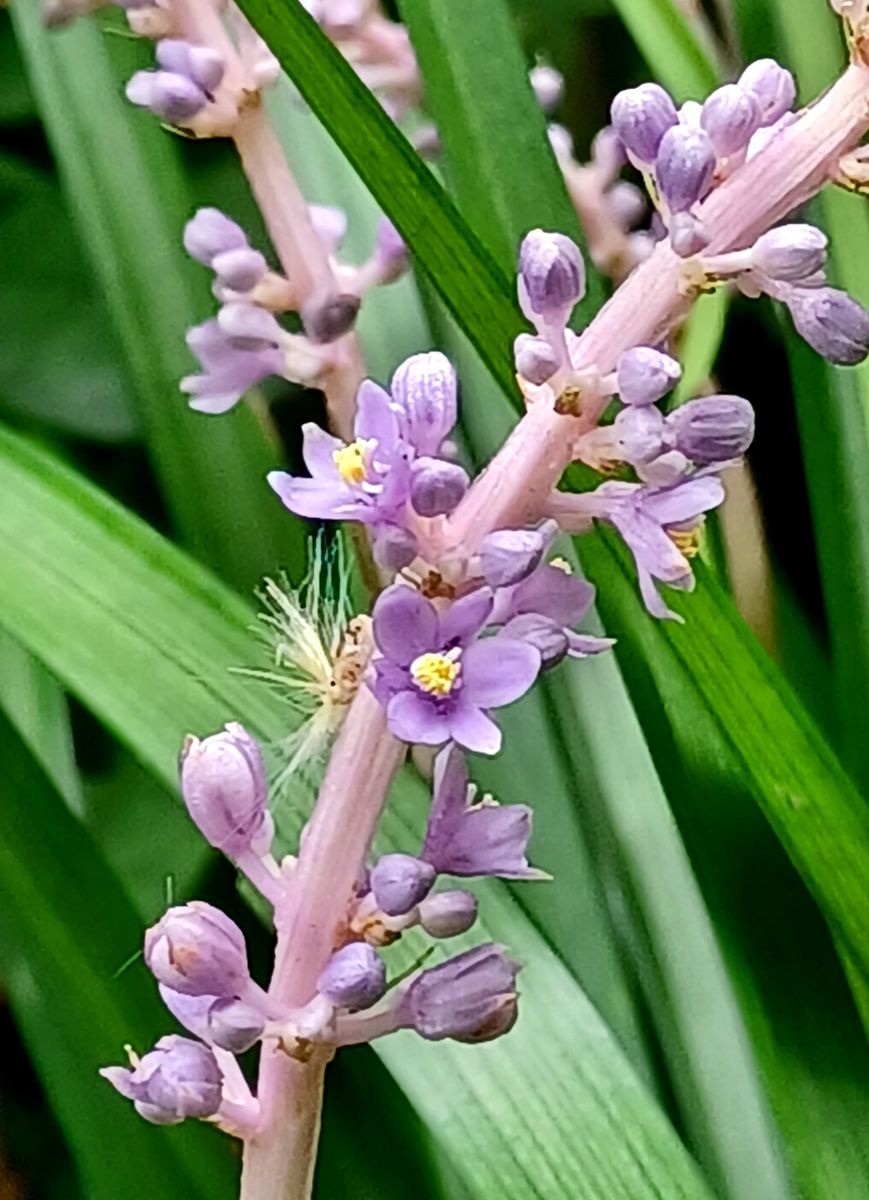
[102,724,528,1129]
[180,207,407,412]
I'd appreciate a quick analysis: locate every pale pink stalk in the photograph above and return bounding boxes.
[442,62,869,558]
[240,688,403,1200]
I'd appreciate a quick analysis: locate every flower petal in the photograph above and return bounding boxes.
[387,692,452,745]
[642,475,725,526]
[373,585,439,667]
[301,423,344,480]
[267,472,360,521]
[461,638,541,708]
[447,702,502,755]
[438,587,494,646]
[508,564,595,627]
[356,379,400,450]
[422,744,469,864]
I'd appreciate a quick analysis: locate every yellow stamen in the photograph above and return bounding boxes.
[332,439,372,485]
[410,649,461,696]
[668,527,702,559]
[549,556,573,574]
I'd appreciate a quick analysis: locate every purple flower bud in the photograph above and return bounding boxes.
[605,181,646,231]
[211,248,268,292]
[610,83,678,164]
[738,59,796,125]
[410,457,469,518]
[184,208,248,266]
[617,346,681,405]
[301,293,361,344]
[518,230,585,320]
[666,395,755,464]
[501,614,569,668]
[217,302,283,349]
[530,64,563,113]
[669,211,708,259]
[155,39,225,94]
[700,84,761,156]
[125,71,207,125]
[373,218,409,283]
[397,944,519,1043]
[370,853,436,916]
[144,902,251,997]
[655,126,716,214]
[417,890,479,938]
[372,525,419,571]
[390,351,457,456]
[308,204,348,253]
[751,224,828,282]
[513,333,560,385]
[159,986,265,1053]
[181,724,270,858]
[478,522,556,588]
[317,943,387,1009]
[786,286,869,365]
[101,1036,222,1125]
[614,405,667,464]
[591,125,627,175]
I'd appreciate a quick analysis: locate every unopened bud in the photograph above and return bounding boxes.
[218,302,283,348]
[301,293,361,343]
[518,230,585,320]
[370,853,436,916]
[738,59,795,125]
[126,70,207,125]
[390,351,457,455]
[530,64,564,113]
[317,943,387,1010]
[786,287,869,366]
[667,394,755,463]
[184,208,248,266]
[614,404,667,464]
[418,890,479,938]
[372,525,419,571]
[591,125,626,175]
[700,84,761,156]
[373,218,409,284]
[513,334,560,385]
[410,457,469,518]
[397,944,519,1043]
[605,181,646,231]
[751,224,828,282]
[144,901,251,997]
[610,83,678,164]
[479,521,557,588]
[155,39,225,94]
[181,723,270,858]
[655,125,716,213]
[308,204,348,253]
[617,346,681,406]
[669,211,707,258]
[101,1036,223,1125]
[211,248,268,293]
[159,986,265,1053]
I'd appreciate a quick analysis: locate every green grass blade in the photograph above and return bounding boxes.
[11,2,304,593]
[606,0,722,99]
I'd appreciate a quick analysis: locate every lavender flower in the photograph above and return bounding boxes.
[514,333,560,385]
[396,945,519,1043]
[667,395,755,464]
[390,351,457,457]
[785,286,869,365]
[371,585,541,754]
[751,224,828,282]
[144,902,251,997]
[518,229,585,322]
[490,559,614,662]
[184,209,249,265]
[317,943,387,1010]
[101,1036,223,1125]
[478,522,556,589]
[160,986,265,1054]
[155,39,225,93]
[610,83,678,165]
[181,723,270,858]
[180,314,283,414]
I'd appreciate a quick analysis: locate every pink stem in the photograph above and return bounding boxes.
[240,689,404,1200]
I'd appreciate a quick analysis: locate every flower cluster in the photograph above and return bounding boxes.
[102,727,528,1129]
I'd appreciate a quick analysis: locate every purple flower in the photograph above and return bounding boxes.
[518,229,585,323]
[317,943,387,1010]
[181,723,270,859]
[610,83,678,165]
[514,333,560,385]
[751,224,828,282]
[591,473,726,620]
[101,1036,223,1125]
[667,395,755,464]
[144,902,251,998]
[490,559,614,663]
[268,380,412,525]
[390,351,457,457]
[421,745,538,879]
[184,208,249,266]
[159,986,265,1054]
[180,314,283,414]
[155,39,225,94]
[370,585,541,754]
[784,286,869,365]
[126,70,208,125]
[396,944,520,1043]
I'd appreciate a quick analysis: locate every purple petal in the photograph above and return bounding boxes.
[447,702,502,755]
[355,379,400,449]
[609,508,690,583]
[437,587,494,646]
[422,744,469,863]
[373,586,439,667]
[301,423,344,480]
[565,632,616,657]
[267,472,361,521]
[461,638,541,708]
[642,475,725,525]
[508,564,595,627]
[387,692,452,745]
[446,804,536,878]
[638,566,684,622]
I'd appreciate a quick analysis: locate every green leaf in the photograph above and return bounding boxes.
[11,3,304,593]
[0,705,236,1200]
[0,423,715,1200]
[605,0,722,100]
[671,289,730,406]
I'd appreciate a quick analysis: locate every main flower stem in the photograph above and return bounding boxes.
[240,688,403,1200]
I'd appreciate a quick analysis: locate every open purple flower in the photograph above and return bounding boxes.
[421,745,541,879]
[180,315,283,414]
[268,380,413,525]
[370,585,541,754]
[490,559,614,663]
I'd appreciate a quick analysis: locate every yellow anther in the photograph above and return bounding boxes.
[410,649,462,696]
[549,556,573,574]
[333,439,371,485]
[668,527,702,559]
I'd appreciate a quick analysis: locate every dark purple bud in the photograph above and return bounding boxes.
[501,614,569,668]
[617,346,681,405]
[410,458,469,518]
[418,890,479,938]
[667,394,755,464]
[155,40,225,93]
[513,333,560,385]
[101,1036,223,1125]
[700,84,761,156]
[751,224,828,282]
[478,522,556,588]
[372,525,419,571]
[370,853,436,916]
[397,944,519,1043]
[211,248,268,292]
[301,293,361,343]
[518,230,585,319]
[786,286,869,365]
[614,404,667,464]
[610,83,678,164]
[655,126,716,214]
[125,71,207,125]
[159,986,265,1053]
[181,723,270,858]
[738,59,796,125]
[144,902,251,997]
[217,302,283,349]
[390,351,457,456]
[317,943,387,1010]
[669,212,707,259]
[184,208,249,266]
